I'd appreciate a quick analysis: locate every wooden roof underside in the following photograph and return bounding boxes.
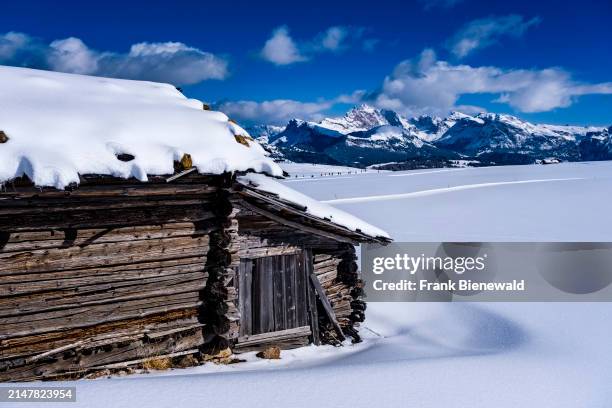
[232,183,390,245]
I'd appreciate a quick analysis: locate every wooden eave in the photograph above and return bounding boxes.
[232,183,391,245]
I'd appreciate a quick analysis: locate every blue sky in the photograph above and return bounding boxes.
[1,0,611,125]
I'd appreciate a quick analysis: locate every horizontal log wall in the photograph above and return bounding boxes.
[0,181,226,381]
[0,179,222,232]
[312,245,364,343]
[0,175,368,380]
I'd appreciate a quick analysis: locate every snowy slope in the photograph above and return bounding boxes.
[347,125,425,147]
[13,300,612,408]
[245,124,286,142]
[326,125,453,165]
[409,111,479,142]
[270,119,345,146]
[0,66,282,189]
[244,124,286,158]
[16,161,612,408]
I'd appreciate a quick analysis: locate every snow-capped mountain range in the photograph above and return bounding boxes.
[246,104,611,167]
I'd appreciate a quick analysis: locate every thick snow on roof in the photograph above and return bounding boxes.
[238,173,390,239]
[0,66,282,189]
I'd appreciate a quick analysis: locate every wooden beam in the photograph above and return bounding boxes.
[25,340,87,364]
[309,273,346,342]
[76,349,200,372]
[166,167,197,183]
[235,325,311,347]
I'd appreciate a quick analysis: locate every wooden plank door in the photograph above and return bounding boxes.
[239,252,310,336]
[252,256,275,334]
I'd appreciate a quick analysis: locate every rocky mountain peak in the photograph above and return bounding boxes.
[319,104,390,134]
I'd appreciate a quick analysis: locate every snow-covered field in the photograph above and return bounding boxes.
[280,162,379,179]
[292,161,612,241]
[7,161,612,408]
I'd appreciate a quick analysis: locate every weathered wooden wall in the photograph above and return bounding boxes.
[0,174,371,381]
[0,178,228,381]
[232,205,365,347]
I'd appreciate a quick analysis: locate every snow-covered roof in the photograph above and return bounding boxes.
[238,173,390,240]
[0,66,282,189]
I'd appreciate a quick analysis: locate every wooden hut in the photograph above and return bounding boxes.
[0,66,390,381]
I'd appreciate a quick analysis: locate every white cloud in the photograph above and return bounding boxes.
[260,26,307,65]
[0,31,228,85]
[0,32,48,67]
[260,25,370,65]
[448,15,541,58]
[369,49,612,116]
[0,32,31,59]
[217,49,612,125]
[215,48,612,125]
[48,37,99,74]
[216,99,333,124]
[99,41,228,84]
[319,27,350,51]
[216,91,376,124]
[454,104,487,115]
